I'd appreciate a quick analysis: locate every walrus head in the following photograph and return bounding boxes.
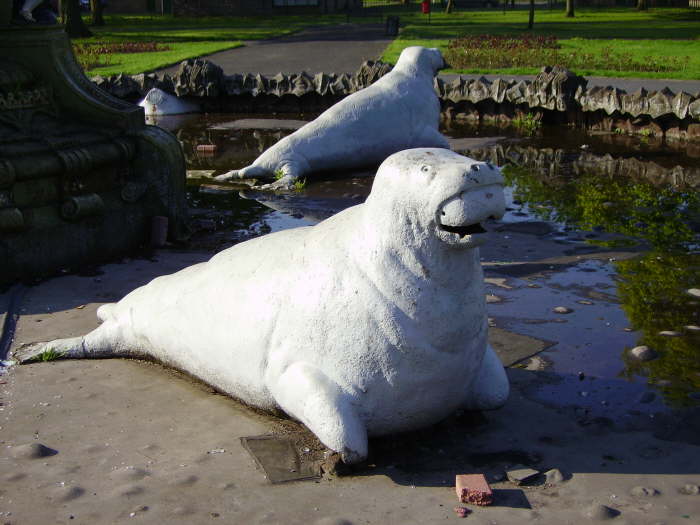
[394,46,446,77]
[367,148,505,250]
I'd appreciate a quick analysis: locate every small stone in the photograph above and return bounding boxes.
[208,448,225,454]
[679,484,700,495]
[10,443,57,459]
[630,486,659,497]
[544,468,564,485]
[629,346,658,361]
[553,306,573,314]
[684,325,700,333]
[658,330,682,337]
[486,294,502,304]
[686,288,700,298]
[584,504,620,520]
[506,466,540,485]
[637,391,656,404]
[453,506,471,518]
[577,300,594,305]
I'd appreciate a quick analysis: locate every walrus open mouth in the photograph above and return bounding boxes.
[439,223,486,237]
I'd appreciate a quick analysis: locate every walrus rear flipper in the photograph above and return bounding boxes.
[214,165,273,183]
[14,322,131,364]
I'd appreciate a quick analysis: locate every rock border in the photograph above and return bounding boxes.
[92,59,700,142]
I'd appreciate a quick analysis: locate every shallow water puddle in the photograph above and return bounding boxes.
[168,114,700,411]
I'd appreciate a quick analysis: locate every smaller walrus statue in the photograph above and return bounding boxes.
[16,148,510,464]
[214,46,449,190]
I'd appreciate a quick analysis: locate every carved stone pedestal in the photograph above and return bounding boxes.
[0,24,187,284]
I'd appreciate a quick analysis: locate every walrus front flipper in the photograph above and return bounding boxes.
[270,362,368,464]
[461,344,509,411]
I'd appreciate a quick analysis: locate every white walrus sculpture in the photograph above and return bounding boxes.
[214,46,449,190]
[16,148,509,464]
[138,87,200,116]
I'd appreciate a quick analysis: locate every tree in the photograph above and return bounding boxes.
[527,0,535,30]
[637,0,648,10]
[90,0,104,26]
[445,0,454,14]
[566,0,574,18]
[63,0,92,37]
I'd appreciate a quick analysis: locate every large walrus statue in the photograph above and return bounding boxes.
[16,148,510,464]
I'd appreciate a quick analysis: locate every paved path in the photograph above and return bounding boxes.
[159,23,394,77]
[160,23,700,95]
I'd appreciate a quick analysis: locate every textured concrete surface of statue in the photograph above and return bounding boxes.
[16,148,509,463]
[215,46,449,190]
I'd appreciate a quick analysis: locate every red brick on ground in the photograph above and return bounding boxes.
[456,473,494,506]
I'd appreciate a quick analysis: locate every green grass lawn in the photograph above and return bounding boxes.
[75,14,345,76]
[381,7,700,79]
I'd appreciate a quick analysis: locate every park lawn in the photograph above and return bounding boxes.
[381,8,700,79]
[84,41,243,76]
[74,13,345,75]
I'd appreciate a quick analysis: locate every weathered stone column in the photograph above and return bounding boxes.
[0,22,188,284]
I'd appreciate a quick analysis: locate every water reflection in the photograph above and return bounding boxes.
[494,161,700,406]
[617,253,700,407]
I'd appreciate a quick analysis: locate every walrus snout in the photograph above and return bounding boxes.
[436,183,505,246]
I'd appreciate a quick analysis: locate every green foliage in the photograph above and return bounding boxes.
[274,169,285,180]
[293,178,307,191]
[38,348,65,362]
[512,113,541,136]
[445,34,687,73]
[382,8,700,80]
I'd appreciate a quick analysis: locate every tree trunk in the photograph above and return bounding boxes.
[445,0,454,14]
[90,0,104,26]
[565,0,574,17]
[63,0,92,37]
[637,0,648,10]
[528,0,535,29]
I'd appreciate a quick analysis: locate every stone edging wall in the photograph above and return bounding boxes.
[92,60,700,142]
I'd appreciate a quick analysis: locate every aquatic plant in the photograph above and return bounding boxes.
[293,179,307,191]
[512,113,541,136]
[38,348,65,362]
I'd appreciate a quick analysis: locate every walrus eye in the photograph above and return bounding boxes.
[471,165,480,172]
[420,165,431,173]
